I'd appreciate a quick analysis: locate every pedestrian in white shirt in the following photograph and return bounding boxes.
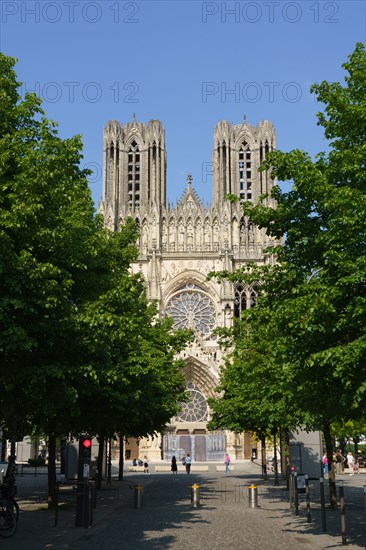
[347,451,354,475]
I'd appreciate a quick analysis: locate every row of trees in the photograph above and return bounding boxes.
[0,54,191,505]
[208,43,366,506]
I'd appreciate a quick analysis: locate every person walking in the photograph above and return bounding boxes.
[171,455,178,475]
[335,451,345,475]
[225,453,231,474]
[185,453,192,474]
[347,451,355,475]
[322,452,329,476]
[143,455,150,475]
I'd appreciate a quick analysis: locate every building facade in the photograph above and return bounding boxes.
[99,116,277,461]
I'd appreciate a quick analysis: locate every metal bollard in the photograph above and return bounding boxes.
[289,473,294,509]
[319,477,326,533]
[305,475,311,523]
[248,485,258,508]
[134,484,144,509]
[339,481,346,545]
[294,472,299,516]
[191,484,200,508]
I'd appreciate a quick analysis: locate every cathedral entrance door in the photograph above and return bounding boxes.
[194,436,206,461]
[179,435,191,457]
[164,433,226,461]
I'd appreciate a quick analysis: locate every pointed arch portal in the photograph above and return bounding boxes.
[162,356,225,462]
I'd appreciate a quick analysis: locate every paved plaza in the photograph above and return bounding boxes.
[5,461,366,549]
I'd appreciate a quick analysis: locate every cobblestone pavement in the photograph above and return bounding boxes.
[5,461,366,549]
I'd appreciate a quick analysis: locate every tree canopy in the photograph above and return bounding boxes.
[0,53,191,454]
[208,44,366,496]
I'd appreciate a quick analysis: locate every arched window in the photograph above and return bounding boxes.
[234,283,258,317]
[128,140,140,208]
[250,287,257,308]
[222,142,227,194]
[177,383,208,422]
[238,141,252,202]
[234,283,247,318]
[263,141,269,195]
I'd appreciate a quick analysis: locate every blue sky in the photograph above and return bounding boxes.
[1,0,365,207]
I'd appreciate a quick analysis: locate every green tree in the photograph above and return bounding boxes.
[0,54,191,505]
[208,43,366,506]
[75,265,190,440]
[0,53,126,503]
[208,264,314,479]
[0,52,100,439]
[331,420,366,454]
[207,266,296,435]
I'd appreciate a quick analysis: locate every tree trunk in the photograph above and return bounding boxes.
[280,430,289,479]
[107,438,112,484]
[273,431,279,485]
[261,437,267,479]
[96,436,105,490]
[9,414,17,465]
[160,433,164,460]
[323,421,337,508]
[47,423,57,509]
[118,435,124,481]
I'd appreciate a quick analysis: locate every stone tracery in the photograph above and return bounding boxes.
[166,284,216,335]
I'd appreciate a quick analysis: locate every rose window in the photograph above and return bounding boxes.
[177,383,208,422]
[166,284,216,335]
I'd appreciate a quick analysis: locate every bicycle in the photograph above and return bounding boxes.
[0,463,19,522]
[0,499,17,538]
[1,495,19,522]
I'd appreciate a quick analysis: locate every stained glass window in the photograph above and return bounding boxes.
[166,284,216,335]
[177,383,208,422]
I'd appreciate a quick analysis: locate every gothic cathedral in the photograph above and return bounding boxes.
[99,116,277,462]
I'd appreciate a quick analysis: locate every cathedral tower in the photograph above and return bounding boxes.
[100,117,278,462]
[101,116,166,229]
[212,118,276,207]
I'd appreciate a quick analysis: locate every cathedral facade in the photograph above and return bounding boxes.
[99,116,277,462]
